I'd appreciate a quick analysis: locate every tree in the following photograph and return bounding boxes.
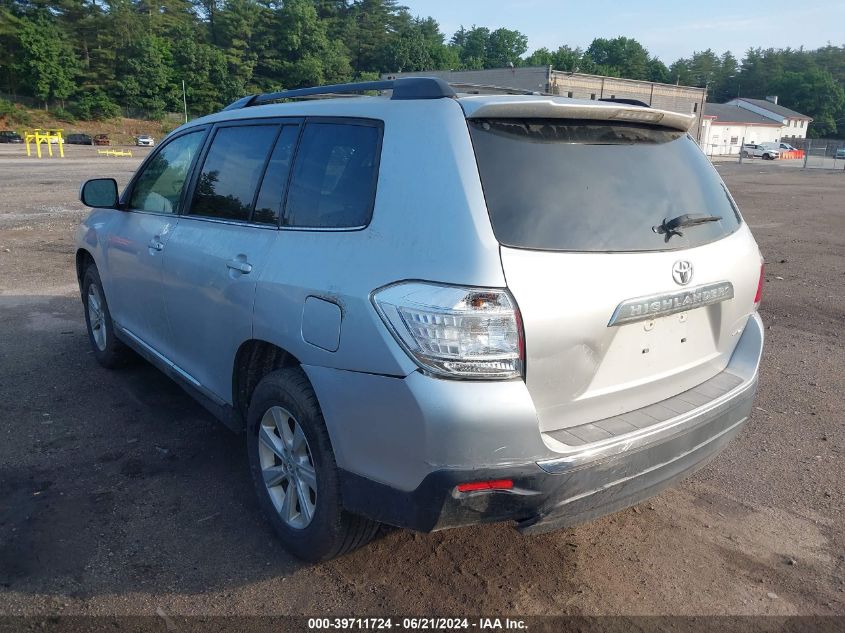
[585,36,651,80]
[116,35,176,117]
[271,0,351,88]
[485,27,527,68]
[771,68,845,137]
[16,13,79,107]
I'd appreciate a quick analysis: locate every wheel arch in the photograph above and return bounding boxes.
[232,339,303,426]
[75,248,95,291]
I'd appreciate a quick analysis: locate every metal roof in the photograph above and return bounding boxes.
[703,103,782,125]
[733,98,812,121]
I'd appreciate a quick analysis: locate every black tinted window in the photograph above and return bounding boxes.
[190,125,278,221]
[469,120,741,252]
[129,131,204,214]
[285,122,380,228]
[253,126,299,225]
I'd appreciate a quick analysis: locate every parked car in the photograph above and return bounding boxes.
[834,148,845,160]
[93,134,110,146]
[75,78,765,562]
[0,130,23,143]
[135,135,155,147]
[67,133,94,145]
[741,143,779,159]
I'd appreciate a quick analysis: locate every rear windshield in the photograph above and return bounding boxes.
[468,119,741,252]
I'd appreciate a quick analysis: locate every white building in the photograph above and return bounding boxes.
[726,97,812,140]
[699,104,782,155]
[700,98,813,156]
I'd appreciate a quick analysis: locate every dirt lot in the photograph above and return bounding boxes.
[0,144,843,617]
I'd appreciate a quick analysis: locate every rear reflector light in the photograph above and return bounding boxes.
[754,263,765,306]
[456,479,514,493]
[372,282,524,379]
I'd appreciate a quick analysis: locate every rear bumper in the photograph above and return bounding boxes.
[340,374,755,533]
[312,313,763,533]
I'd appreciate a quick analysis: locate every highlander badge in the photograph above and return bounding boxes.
[607,282,734,327]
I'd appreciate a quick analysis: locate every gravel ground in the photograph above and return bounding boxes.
[0,145,842,617]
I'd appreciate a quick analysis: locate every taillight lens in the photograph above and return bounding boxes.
[372,282,524,379]
[754,263,765,307]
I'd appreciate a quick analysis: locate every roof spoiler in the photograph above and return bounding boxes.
[460,97,696,133]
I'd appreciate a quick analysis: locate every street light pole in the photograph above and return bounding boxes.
[182,80,188,124]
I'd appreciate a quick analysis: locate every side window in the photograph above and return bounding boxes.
[129,131,204,214]
[284,122,381,228]
[252,125,299,225]
[190,124,279,222]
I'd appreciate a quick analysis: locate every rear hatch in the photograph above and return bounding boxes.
[463,98,762,433]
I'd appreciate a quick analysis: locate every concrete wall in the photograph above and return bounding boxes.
[383,67,551,93]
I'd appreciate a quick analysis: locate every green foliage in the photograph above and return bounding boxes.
[69,90,122,120]
[51,106,76,122]
[15,12,79,105]
[585,37,653,80]
[0,0,843,136]
[0,98,34,126]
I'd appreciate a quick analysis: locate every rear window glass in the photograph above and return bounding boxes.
[469,120,741,252]
[190,124,278,222]
[284,122,381,228]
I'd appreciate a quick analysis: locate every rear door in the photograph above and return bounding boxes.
[468,119,762,432]
[161,121,300,401]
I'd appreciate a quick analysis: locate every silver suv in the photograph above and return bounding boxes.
[75,78,765,562]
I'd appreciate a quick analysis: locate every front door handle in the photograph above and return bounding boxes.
[148,239,164,252]
[226,259,253,274]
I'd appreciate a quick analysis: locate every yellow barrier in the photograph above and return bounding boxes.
[24,128,64,158]
[97,149,133,157]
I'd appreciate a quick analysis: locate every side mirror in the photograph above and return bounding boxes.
[80,178,119,208]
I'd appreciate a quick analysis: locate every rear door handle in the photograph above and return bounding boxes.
[226,259,253,274]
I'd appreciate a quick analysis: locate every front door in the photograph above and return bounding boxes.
[104,129,206,353]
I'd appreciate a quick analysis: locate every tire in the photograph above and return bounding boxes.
[246,367,379,562]
[81,264,131,368]
[741,151,749,158]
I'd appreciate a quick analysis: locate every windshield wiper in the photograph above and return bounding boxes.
[652,213,722,242]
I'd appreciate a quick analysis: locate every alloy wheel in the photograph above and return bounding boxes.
[87,283,107,351]
[257,405,318,529]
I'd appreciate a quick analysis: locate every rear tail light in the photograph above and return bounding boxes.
[754,263,765,307]
[372,282,524,379]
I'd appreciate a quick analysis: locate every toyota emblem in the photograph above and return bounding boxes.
[672,260,693,286]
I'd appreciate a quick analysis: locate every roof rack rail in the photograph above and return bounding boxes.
[450,82,549,96]
[222,77,456,110]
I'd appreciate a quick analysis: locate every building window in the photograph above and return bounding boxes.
[590,93,596,100]
[730,136,738,145]
[693,102,698,113]
[567,91,573,98]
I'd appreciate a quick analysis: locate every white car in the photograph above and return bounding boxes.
[135,135,155,147]
[742,144,779,160]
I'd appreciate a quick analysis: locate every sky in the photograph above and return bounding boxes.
[401,0,845,63]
